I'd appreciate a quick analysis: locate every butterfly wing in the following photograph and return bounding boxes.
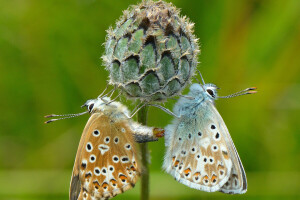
[164,100,246,193]
[70,113,140,200]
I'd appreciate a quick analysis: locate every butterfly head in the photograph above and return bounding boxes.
[82,97,130,117]
[83,97,112,113]
[189,83,219,101]
[203,83,220,100]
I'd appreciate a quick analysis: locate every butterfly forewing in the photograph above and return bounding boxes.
[164,100,246,193]
[208,104,247,194]
[70,112,140,200]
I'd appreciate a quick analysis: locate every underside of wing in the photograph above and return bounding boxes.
[164,101,247,193]
[70,113,140,200]
[208,103,247,194]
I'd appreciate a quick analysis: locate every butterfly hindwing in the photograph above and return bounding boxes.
[164,100,246,193]
[70,113,140,200]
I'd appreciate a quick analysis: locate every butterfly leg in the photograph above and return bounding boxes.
[148,104,180,118]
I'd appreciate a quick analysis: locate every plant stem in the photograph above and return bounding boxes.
[137,105,149,200]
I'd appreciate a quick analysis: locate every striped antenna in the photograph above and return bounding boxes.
[219,87,257,98]
[44,111,88,124]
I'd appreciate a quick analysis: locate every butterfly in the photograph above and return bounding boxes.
[45,97,164,200]
[163,77,256,194]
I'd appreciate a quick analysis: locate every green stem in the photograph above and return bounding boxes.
[137,105,149,200]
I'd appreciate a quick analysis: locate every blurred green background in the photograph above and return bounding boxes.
[1,0,300,199]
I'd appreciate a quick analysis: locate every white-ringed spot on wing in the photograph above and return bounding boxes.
[93,129,100,137]
[81,160,87,170]
[89,154,96,163]
[181,150,187,156]
[184,168,191,178]
[112,155,119,163]
[119,173,128,183]
[94,167,101,176]
[93,180,100,190]
[214,132,220,141]
[193,172,201,183]
[190,147,196,154]
[219,170,225,177]
[127,167,133,177]
[197,131,203,137]
[203,175,209,185]
[195,154,201,160]
[178,162,184,171]
[101,167,107,175]
[98,144,109,155]
[104,136,110,144]
[114,136,119,144]
[203,156,208,163]
[210,124,216,130]
[212,144,218,152]
[209,157,214,164]
[108,165,114,172]
[211,174,218,185]
[86,142,93,152]
[121,128,126,133]
[124,143,131,150]
[110,179,117,187]
[102,182,109,190]
[121,156,130,163]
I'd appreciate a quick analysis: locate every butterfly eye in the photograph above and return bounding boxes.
[88,103,94,112]
[206,89,215,98]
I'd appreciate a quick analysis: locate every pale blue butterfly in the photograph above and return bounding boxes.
[163,72,256,194]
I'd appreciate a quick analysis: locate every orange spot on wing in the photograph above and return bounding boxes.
[130,165,137,171]
[174,160,180,167]
[102,182,109,189]
[222,151,229,159]
[172,156,175,163]
[110,179,117,186]
[194,172,200,176]
[211,175,217,183]
[203,176,208,183]
[184,168,191,175]
[119,174,128,183]
[93,181,100,190]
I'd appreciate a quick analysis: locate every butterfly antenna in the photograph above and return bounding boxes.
[97,83,109,98]
[196,69,205,85]
[148,104,180,118]
[219,87,257,98]
[44,111,88,124]
[193,76,201,85]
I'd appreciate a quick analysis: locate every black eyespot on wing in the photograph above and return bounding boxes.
[122,157,129,162]
[87,143,92,150]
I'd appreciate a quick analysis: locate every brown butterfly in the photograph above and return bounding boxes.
[46,97,164,200]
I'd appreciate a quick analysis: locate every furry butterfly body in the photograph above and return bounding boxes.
[163,83,248,194]
[70,97,163,200]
